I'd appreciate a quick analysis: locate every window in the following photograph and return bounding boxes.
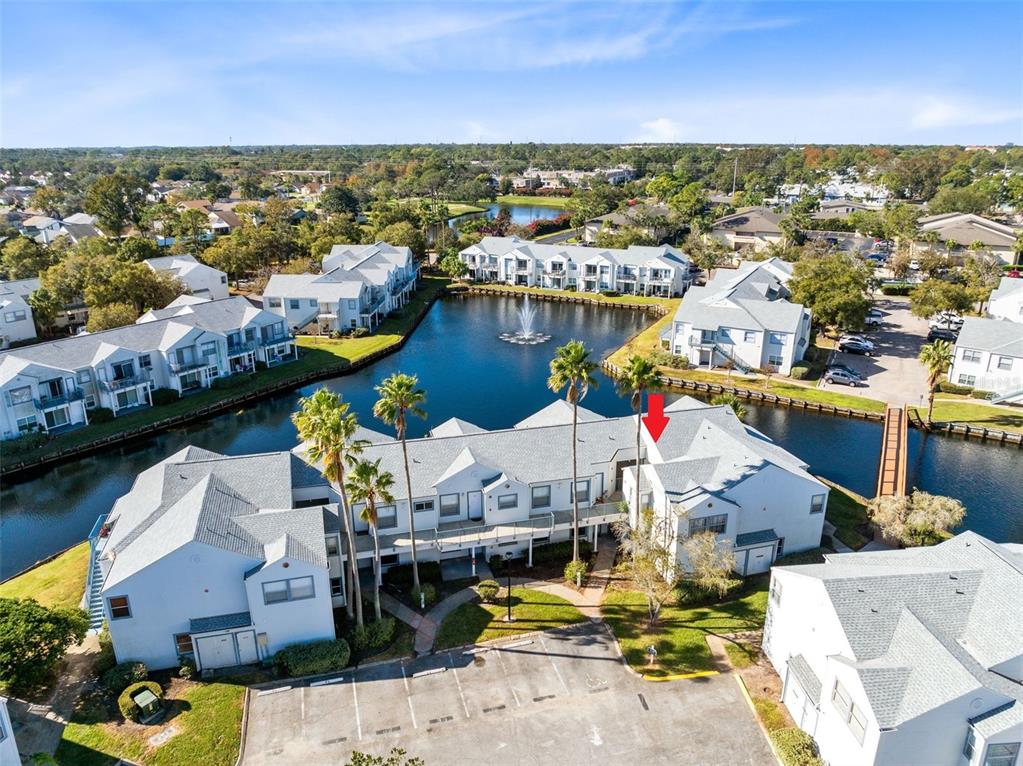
[174,633,194,657]
[962,349,982,363]
[16,415,36,433]
[958,374,977,386]
[201,341,217,358]
[76,369,92,384]
[831,680,866,744]
[810,494,826,514]
[8,385,32,405]
[138,354,152,370]
[348,300,357,310]
[245,328,256,342]
[531,485,551,509]
[997,356,1014,371]
[413,499,434,513]
[112,360,134,380]
[262,576,315,605]
[776,537,785,558]
[575,479,590,503]
[309,300,317,307]
[770,577,782,605]
[744,330,757,343]
[963,728,976,760]
[325,536,339,556]
[497,494,517,510]
[115,388,141,409]
[769,332,786,345]
[984,743,1021,766]
[440,494,460,517]
[689,514,727,535]
[4,310,26,323]
[108,595,131,619]
[268,298,282,308]
[221,275,228,284]
[377,504,397,529]
[289,299,300,310]
[768,355,784,367]
[330,577,343,597]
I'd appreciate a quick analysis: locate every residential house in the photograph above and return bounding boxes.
[19,215,62,239]
[582,202,675,244]
[813,199,881,221]
[948,317,1023,404]
[0,279,39,348]
[913,213,1021,264]
[0,697,18,766]
[707,207,785,252]
[667,258,812,374]
[263,241,418,334]
[458,236,692,296]
[0,296,294,440]
[145,254,229,301]
[762,532,1023,766]
[988,277,1023,323]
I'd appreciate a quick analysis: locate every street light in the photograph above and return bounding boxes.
[504,550,515,623]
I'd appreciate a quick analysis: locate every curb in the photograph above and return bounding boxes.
[733,674,786,766]
[641,669,719,682]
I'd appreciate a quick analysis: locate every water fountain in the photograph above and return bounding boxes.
[499,295,551,345]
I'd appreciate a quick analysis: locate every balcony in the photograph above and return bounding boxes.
[227,339,259,355]
[169,358,216,375]
[101,371,152,391]
[37,388,85,409]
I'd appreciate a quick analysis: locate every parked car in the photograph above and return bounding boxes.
[866,253,888,264]
[839,339,873,355]
[867,308,884,318]
[827,364,864,380]
[839,334,875,350]
[865,314,882,327]
[825,369,865,387]
[927,328,958,343]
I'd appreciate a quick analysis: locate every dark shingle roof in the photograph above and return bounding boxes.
[190,611,252,634]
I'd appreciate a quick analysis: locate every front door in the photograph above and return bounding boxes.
[196,634,236,669]
[468,491,483,521]
[744,545,775,575]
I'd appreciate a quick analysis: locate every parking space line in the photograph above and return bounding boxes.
[350,674,362,740]
[447,653,470,719]
[539,636,570,694]
[300,686,306,723]
[401,662,418,729]
[495,648,521,707]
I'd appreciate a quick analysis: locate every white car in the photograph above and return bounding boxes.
[839,334,875,350]
[929,312,964,330]
[865,314,882,327]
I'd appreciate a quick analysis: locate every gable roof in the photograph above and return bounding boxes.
[955,317,1023,357]
[916,212,1019,248]
[461,236,689,270]
[711,207,783,234]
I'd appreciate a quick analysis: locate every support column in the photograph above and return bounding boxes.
[591,524,598,549]
[527,537,533,568]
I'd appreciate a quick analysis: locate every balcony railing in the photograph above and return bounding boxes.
[101,370,152,391]
[169,358,216,375]
[227,340,259,355]
[37,388,85,409]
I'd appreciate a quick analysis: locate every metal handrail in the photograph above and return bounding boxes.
[37,389,85,409]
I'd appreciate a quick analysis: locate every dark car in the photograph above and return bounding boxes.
[839,339,873,355]
[927,328,958,343]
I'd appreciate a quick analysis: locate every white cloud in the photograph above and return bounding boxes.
[911,96,1023,130]
[636,117,685,142]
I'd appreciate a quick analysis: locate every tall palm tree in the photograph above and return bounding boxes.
[373,373,428,591]
[615,355,661,523]
[292,387,368,627]
[345,459,395,622]
[919,340,953,423]
[547,340,599,562]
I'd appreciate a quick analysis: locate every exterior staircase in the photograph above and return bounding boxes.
[989,389,1023,405]
[712,343,753,374]
[86,555,106,631]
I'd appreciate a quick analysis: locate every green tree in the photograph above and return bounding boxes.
[960,253,1003,312]
[116,236,160,263]
[683,232,728,273]
[867,490,965,547]
[667,182,709,231]
[710,392,747,420]
[320,185,360,217]
[83,259,184,313]
[84,173,148,236]
[612,506,679,626]
[682,530,737,598]
[345,459,395,622]
[373,373,428,591]
[27,286,61,335]
[376,221,427,259]
[788,253,872,331]
[29,186,66,218]
[0,598,88,692]
[293,388,368,627]
[1,236,52,279]
[547,340,599,562]
[202,232,257,286]
[918,341,953,423]
[594,226,656,249]
[908,281,973,320]
[646,174,686,203]
[85,302,139,331]
[438,253,468,281]
[616,355,661,524]
[173,208,211,253]
[927,185,993,216]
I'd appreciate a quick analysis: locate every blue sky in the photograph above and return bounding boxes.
[3,1,1021,147]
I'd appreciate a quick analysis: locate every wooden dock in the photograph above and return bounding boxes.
[876,406,909,497]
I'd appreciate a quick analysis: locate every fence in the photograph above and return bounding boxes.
[907,408,1023,446]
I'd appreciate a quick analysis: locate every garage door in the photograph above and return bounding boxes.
[744,545,775,575]
[196,634,237,669]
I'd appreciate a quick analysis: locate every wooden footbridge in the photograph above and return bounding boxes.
[876,406,909,497]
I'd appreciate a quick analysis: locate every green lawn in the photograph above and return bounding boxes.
[0,542,90,610]
[601,583,768,678]
[464,282,675,308]
[444,202,488,217]
[913,399,1023,434]
[1,277,449,472]
[492,194,579,210]
[824,483,871,549]
[722,640,757,669]
[56,674,262,766]
[433,587,587,650]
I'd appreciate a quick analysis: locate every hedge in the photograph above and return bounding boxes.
[117,680,162,722]
[102,661,148,694]
[89,407,114,423]
[770,728,824,766]
[880,284,912,296]
[349,617,396,653]
[531,539,593,566]
[477,579,500,603]
[937,381,974,395]
[275,639,351,677]
[382,561,442,590]
[411,583,437,608]
[970,389,994,400]
[789,363,811,380]
[150,388,180,406]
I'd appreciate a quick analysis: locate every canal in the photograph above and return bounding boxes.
[2,295,1021,578]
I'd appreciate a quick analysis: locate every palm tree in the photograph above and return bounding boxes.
[547,340,599,562]
[615,355,661,524]
[373,373,428,591]
[345,459,395,622]
[919,341,953,423]
[292,387,368,627]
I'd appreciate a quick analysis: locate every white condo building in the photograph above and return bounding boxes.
[988,278,1023,323]
[89,397,827,671]
[0,278,39,348]
[459,236,692,297]
[667,258,812,375]
[145,255,230,301]
[763,532,1023,766]
[949,318,1023,404]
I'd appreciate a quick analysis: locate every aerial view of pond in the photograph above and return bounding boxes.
[2,295,1021,578]
[451,201,573,227]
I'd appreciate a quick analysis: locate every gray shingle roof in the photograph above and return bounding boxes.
[462,236,689,270]
[786,654,822,703]
[190,611,252,633]
[735,529,779,547]
[955,317,1023,357]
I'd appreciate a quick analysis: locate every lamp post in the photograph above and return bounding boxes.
[504,550,515,623]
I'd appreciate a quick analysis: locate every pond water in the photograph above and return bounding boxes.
[2,295,1021,578]
[451,202,572,228]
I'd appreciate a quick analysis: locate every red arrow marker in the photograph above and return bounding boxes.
[642,393,670,442]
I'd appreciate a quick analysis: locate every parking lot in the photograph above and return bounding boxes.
[241,622,775,766]
[820,295,930,406]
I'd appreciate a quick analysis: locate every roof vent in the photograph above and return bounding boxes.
[870,608,879,613]
[949,574,958,580]
[955,589,965,595]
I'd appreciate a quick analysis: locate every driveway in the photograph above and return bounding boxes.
[820,295,931,407]
[241,622,774,766]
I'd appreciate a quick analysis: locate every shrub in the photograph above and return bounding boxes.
[477,579,500,603]
[150,388,180,406]
[366,617,395,649]
[178,656,196,679]
[770,728,824,766]
[117,680,162,722]
[274,639,351,677]
[970,389,993,400]
[88,407,114,423]
[210,376,244,390]
[352,326,370,337]
[600,290,620,298]
[789,362,811,380]
[330,330,344,339]
[531,539,593,566]
[564,559,589,584]
[29,755,58,766]
[880,284,912,296]
[95,623,116,676]
[382,562,442,590]
[937,381,973,394]
[488,554,506,576]
[411,583,437,608]
[348,625,370,653]
[3,430,49,456]
[102,661,148,694]
[649,349,689,369]
[675,576,743,605]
